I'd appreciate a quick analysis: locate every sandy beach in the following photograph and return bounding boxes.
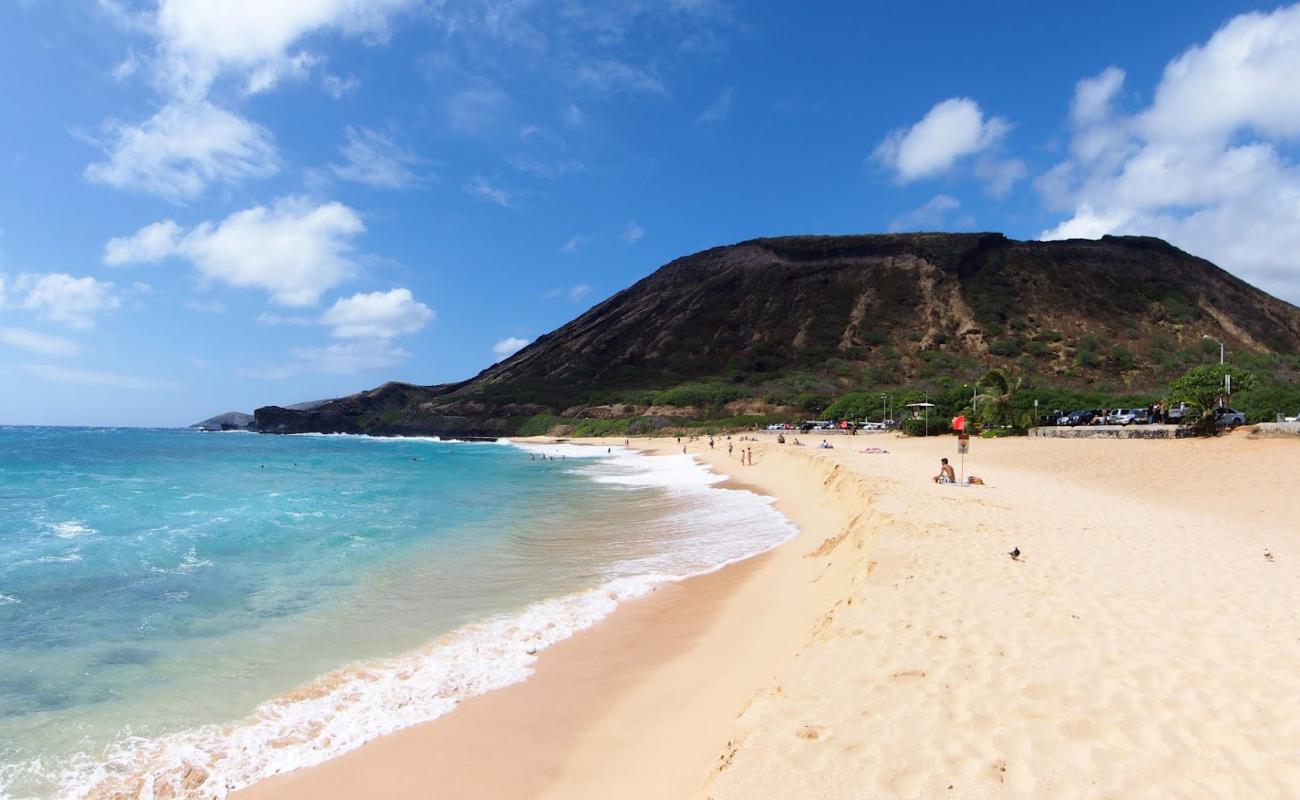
[236,431,1300,799]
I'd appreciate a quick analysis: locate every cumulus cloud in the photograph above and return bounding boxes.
[89,1,415,200]
[492,336,530,359]
[104,220,182,265]
[0,327,80,356]
[85,101,279,203]
[105,197,365,306]
[152,0,414,97]
[321,288,433,338]
[874,98,1016,187]
[14,274,120,330]
[1038,5,1300,302]
[330,126,424,189]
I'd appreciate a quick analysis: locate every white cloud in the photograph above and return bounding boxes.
[152,0,413,97]
[322,72,360,98]
[492,336,530,359]
[464,176,513,207]
[105,197,365,306]
[14,274,120,330]
[88,1,415,201]
[561,234,587,252]
[874,97,1011,183]
[0,327,80,356]
[562,102,585,127]
[321,288,433,338]
[21,363,167,390]
[85,101,279,203]
[289,339,409,374]
[888,194,972,233]
[1038,5,1300,302]
[104,220,182,265]
[568,283,592,301]
[447,86,510,133]
[697,86,733,125]
[621,221,644,244]
[574,60,668,97]
[974,156,1028,198]
[331,126,424,189]
[256,311,315,326]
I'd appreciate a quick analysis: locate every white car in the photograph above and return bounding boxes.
[1108,408,1139,425]
[1284,412,1299,423]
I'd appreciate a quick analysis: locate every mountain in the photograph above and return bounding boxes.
[253,233,1300,437]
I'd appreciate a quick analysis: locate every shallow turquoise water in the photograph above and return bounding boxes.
[0,428,793,799]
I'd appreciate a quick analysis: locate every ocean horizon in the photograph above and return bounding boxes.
[0,428,794,800]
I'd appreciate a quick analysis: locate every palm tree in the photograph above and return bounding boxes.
[974,366,1023,428]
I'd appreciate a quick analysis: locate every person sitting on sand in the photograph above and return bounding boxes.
[819,440,833,449]
[933,457,955,484]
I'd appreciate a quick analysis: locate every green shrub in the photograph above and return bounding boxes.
[901,416,951,437]
[988,338,1021,357]
[516,413,564,436]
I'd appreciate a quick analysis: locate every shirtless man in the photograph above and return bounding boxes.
[933,457,956,483]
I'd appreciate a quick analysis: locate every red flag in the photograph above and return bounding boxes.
[952,415,966,431]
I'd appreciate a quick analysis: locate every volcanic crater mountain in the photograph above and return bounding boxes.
[253,233,1300,437]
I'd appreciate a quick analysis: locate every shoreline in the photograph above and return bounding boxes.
[234,436,849,800]
[237,432,1300,799]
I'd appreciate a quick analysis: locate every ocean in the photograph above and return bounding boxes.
[0,427,795,800]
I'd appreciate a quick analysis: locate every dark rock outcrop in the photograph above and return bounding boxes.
[190,412,255,431]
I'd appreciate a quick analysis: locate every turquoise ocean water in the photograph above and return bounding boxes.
[0,428,794,800]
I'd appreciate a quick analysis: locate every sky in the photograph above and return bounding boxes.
[2,1,1299,426]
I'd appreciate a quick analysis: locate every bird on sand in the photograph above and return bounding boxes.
[1265,550,1275,562]
[1009,547,1021,561]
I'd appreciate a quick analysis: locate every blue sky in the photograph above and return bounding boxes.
[2,1,1299,426]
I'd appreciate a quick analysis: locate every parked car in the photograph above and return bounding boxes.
[1042,410,1067,426]
[1166,402,1195,422]
[1108,408,1139,425]
[1213,407,1246,428]
[1285,412,1299,423]
[1063,409,1100,426]
[1130,408,1153,425]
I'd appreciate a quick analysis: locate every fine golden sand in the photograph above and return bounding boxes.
[236,432,1299,800]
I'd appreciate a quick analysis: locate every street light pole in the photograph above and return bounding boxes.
[1202,335,1224,365]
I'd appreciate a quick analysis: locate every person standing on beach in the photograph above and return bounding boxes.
[747,447,753,466]
[728,442,734,457]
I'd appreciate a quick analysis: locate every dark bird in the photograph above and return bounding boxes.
[1009,547,1021,561]
[1265,550,1275,562]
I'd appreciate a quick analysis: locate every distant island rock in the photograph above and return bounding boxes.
[252,232,1300,438]
[190,412,255,431]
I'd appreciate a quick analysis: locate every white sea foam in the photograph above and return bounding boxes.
[22,443,796,800]
[49,521,96,539]
[0,593,20,605]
